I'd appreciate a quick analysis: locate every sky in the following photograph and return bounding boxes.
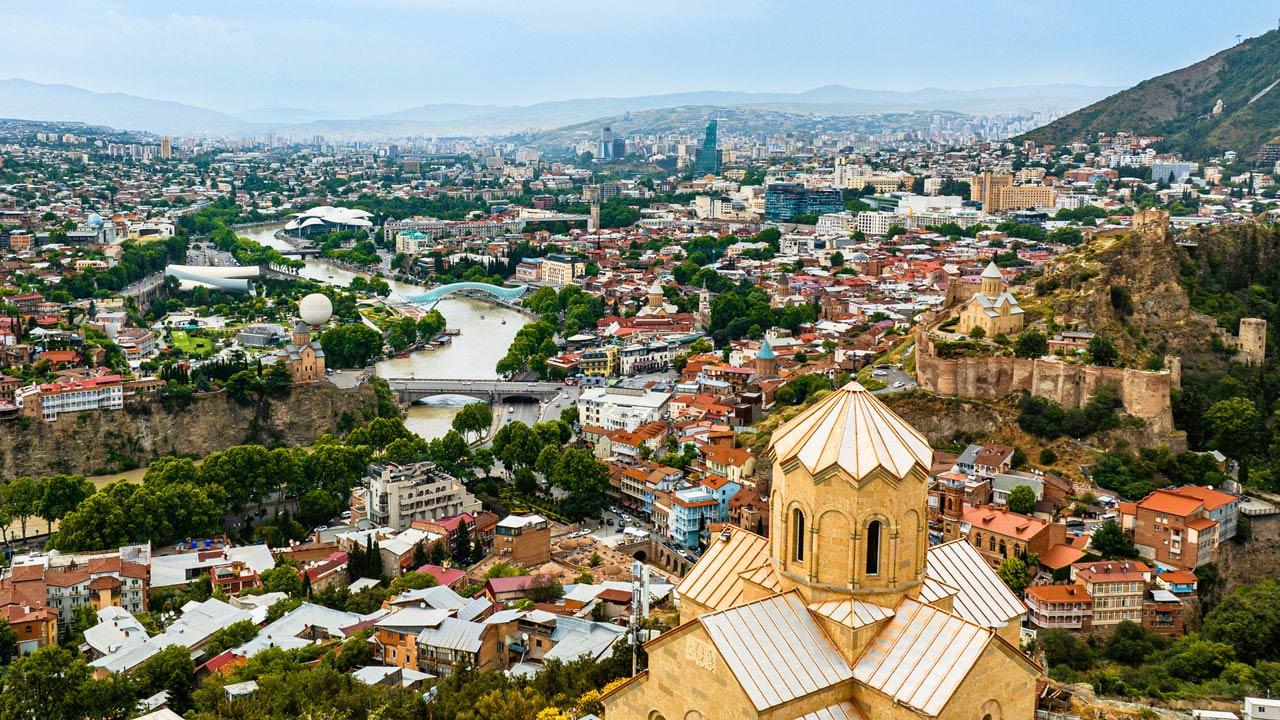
[2,1,1278,116]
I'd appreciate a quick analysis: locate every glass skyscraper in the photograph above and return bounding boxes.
[694,120,721,175]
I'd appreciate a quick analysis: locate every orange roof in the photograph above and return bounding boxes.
[1136,490,1204,517]
[1073,560,1150,583]
[1158,570,1198,585]
[704,444,753,467]
[961,506,1050,541]
[1186,517,1217,532]
[1038,543,1085,570]
[1025,584,1092,603]
[1168,485,1236,511]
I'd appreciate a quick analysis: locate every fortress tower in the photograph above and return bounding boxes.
[1238,317,1267,366]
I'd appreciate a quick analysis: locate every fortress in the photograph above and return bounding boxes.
[914,325,1183,448]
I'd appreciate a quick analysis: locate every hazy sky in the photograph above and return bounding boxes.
[2,1,1278,115]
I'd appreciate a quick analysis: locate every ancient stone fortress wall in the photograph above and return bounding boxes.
[913,325,1178,437]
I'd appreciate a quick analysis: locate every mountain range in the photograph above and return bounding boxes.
[0,78,1118,139]
[1020,30,1280,159]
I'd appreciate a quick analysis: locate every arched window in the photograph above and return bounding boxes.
[865,520,882,575]
[999,540,1008,557]
[792,509,806,562]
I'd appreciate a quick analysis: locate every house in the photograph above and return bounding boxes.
[703,443,756,488]
[961,505,1066,569]
[1071,560,1150,628]
[1167,485,1241,541]
[1120,489,1221,569]
[1024,584,1092,631]
[493,515,551,567]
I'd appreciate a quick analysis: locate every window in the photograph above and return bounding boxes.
[793,509,806,562]
[866,520,882,575]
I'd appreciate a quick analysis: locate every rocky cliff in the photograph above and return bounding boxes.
[0,381,382,480]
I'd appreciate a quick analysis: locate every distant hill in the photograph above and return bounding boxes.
[0,78,252,136]
[0,79,1118,138]
[1020,30,1280,159]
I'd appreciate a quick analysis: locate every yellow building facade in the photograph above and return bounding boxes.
[958,262,1025,338]
[603,383,1039,720]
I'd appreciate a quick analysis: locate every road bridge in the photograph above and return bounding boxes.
[382,377,563,404]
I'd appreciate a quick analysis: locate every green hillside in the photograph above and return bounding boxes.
[1020,29,1280,159]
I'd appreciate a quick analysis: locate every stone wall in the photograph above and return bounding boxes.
[914,327,1184,448]
[0,381,380,480]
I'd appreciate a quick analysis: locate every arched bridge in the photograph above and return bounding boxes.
[403,282,529,306]
[383,377,563,404]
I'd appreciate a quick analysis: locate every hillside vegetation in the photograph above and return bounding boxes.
[1021,30,1280,159]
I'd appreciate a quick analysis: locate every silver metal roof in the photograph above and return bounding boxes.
[700,592,853,711]
[808,598,894,629]
[797,702,865,720]
[417,617,485,654]
[854,598,991,716]
[925,539,1024,629]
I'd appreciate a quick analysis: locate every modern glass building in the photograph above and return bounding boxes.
[764,182,843,221]
[694,120,721,175]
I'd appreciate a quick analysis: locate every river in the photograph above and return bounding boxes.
[239,224,531,440]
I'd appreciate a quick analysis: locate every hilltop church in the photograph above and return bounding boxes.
[603,382,1040,720]
[958,261,1024,338]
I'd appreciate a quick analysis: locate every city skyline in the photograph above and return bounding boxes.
[1,1,1277,116]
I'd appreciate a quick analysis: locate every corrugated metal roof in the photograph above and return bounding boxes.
[700,592,853,711]
[854,598,991,716]
[769,382,932,482]
[796,701,865,720]
[924,540,1024,629]
[416,617,485,653]
[808,598,895,629]
[676,527,773,612]
[917,575,960,605]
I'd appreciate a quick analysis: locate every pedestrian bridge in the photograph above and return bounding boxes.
[383,377,563,404]
[403,282,528,306]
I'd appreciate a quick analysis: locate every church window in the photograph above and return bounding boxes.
[792,509,806,562]
[865,520,882,575]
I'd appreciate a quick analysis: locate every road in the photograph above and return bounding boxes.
[871,366,916,394]
[487,384,581,441]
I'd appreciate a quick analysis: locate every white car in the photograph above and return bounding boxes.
[893,381,905,388]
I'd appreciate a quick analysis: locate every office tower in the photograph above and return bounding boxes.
[694,120,721,175]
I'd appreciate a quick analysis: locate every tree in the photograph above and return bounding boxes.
[388,570,437,595]
[1014,330,1048,358]
[1202,580,1280,664]
[1103,620,1165,665]
[261,565,305,597]
[1205,396,1263,461]
[996,556,1033,595]
[526,575,565,603]
[551,449,610,521]
[513,466,539,496]
[1006,485,1037,515]
[968,325,986,340]
[3,476,41,540]
[1087,335,1118,366]
[453,402,494,441]
[1090,519,1139,559]
[134,644,196,713]
[204,619,261,657]
[0,645,132,720]
[35,474,94,534]
[451,520,475,567]
[298,488,341,529]
[0,620,16,665]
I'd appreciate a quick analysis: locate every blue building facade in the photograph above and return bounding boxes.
[764,182,844,221]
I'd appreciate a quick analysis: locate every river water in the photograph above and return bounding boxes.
[239,224,531,440]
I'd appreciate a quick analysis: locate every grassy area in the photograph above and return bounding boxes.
[169,330,214,355]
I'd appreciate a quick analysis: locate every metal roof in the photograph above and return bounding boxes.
[917,575,961,605]
[808,598,895,630]
[925,540,1024,629]
[676,526,773,612]
[854,598,991,716]
[797,702,866,720]
[417,617,486,654]
[768,382,932,481]
[700,592,853,711]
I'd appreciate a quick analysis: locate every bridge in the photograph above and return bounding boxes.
[383,377,563,404]
[279,247,324,257]
[403,281,529,307]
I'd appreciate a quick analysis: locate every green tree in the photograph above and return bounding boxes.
[1006,485,1037,515]
[34,474,93,535]
[0,620,16,665]
[1014,330,1048,358]
[1103,620,1165,665]
[1087,335,1118,366]
[298,488,341,529]
[996,556,1033,595]
[1205,396,1263,461]
[261,565,305,597]
[204,619,261,657]
[1202,580,1280,664]
[551,449,611,521]
[134,644,196,713]
[1090,519,1139,559]
[451,520,475,567]
[3,476,41,540]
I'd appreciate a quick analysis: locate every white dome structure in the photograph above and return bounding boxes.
[298,293,334,326]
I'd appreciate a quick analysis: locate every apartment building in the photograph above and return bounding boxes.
[493,514,551,567]
[3,555,149,628]
[970,172,1057,212]
[359,462,482,532]
[1120,489,1222,569]
[540,254,583,286]
[962,505,1066,568]
[1072,560,1150,627]
[16,374,125,421]
[577,386,670,431]
[1024,584,1093,631]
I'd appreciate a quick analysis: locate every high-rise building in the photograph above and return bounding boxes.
[598,126,626,160]
[764,182,843,221]
[694,119,721,175]
[159,137,172,159]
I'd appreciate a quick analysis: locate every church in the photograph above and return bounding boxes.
[602,382,1040,720]
[958,261,1024,338]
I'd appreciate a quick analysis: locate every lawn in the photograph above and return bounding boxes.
[170,330,214,355]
